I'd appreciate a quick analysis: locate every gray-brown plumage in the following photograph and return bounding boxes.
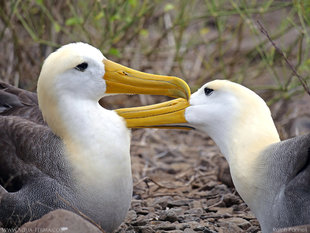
[257,134,310,232]
[0,82,43,124]
[0,82,73,227]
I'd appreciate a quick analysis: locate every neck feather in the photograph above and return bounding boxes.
[207,108,280,208]
[40,94,131,187]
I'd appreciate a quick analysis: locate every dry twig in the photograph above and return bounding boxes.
[256,20,310,96]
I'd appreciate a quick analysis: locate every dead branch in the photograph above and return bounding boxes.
[256,20,310,96]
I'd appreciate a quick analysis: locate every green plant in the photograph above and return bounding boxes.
[0,0,309,106]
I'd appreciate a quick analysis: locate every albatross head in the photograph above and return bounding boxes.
[185,80,280,158]
[37,42,190,136]
[38,43,107,102]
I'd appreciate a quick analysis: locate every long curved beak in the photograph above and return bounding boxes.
[103,59,190,100]
[115,98,193,129]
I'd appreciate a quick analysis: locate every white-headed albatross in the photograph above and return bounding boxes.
[117,80,310,233]
[0,42,190,232]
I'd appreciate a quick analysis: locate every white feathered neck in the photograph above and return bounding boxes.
[186,80,280,209]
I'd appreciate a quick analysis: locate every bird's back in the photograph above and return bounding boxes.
[258,134,310,232]
[0,82,44,124]
[0,82,75,227]
[0,82,68,188]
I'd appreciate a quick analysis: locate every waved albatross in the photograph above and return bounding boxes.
[0,42,190,232]
[117,80,310,233]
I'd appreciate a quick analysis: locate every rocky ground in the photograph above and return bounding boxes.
[114,128,260,233]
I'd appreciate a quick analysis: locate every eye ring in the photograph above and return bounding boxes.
[75,62,88,72]
[204,87,214,96]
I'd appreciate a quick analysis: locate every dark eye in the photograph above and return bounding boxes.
[204,87,214,96]
[75,62,88,72]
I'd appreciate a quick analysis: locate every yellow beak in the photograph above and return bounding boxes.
[103,59,190,100]
[115,98,192,129]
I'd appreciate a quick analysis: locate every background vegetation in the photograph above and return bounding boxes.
[0,0,309,108]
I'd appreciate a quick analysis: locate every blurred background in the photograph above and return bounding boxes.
[1,1,310,138]
[1,1,310,231]
[1,0,309,107]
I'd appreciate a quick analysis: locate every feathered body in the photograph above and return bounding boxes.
[0,43,132,232]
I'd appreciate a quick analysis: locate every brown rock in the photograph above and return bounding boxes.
[209,207,234,215]
[139,226,155,233]
[184,228,196,233]
[152,196,173,209]
[167,199,192,207]
[215,157,234,188]
[175,223,191,230]
[217,218,244,233]
[125,210,137,222]
[154,222,176,231]
[223,193,241,206]
[158,209,179,222]
[224,217,251,230]
[131,215,149,226]
[14,209,102,233]
[184,208,204,217]
[189,200,202,209]
[165,231,183,233]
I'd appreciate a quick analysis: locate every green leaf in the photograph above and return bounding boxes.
[65,17,83,26]
[35,0,43,5]
[164,3,174,12]
[300,59,310,72]
[268,47,275,65]
[54,22,61,33]
[95,11,105,20]
[140,29,148,37]
[200,27,210,35]
[109,48,121,57]
[125,16,132,23]
[129,0,137,7]
[110,14,120,21]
